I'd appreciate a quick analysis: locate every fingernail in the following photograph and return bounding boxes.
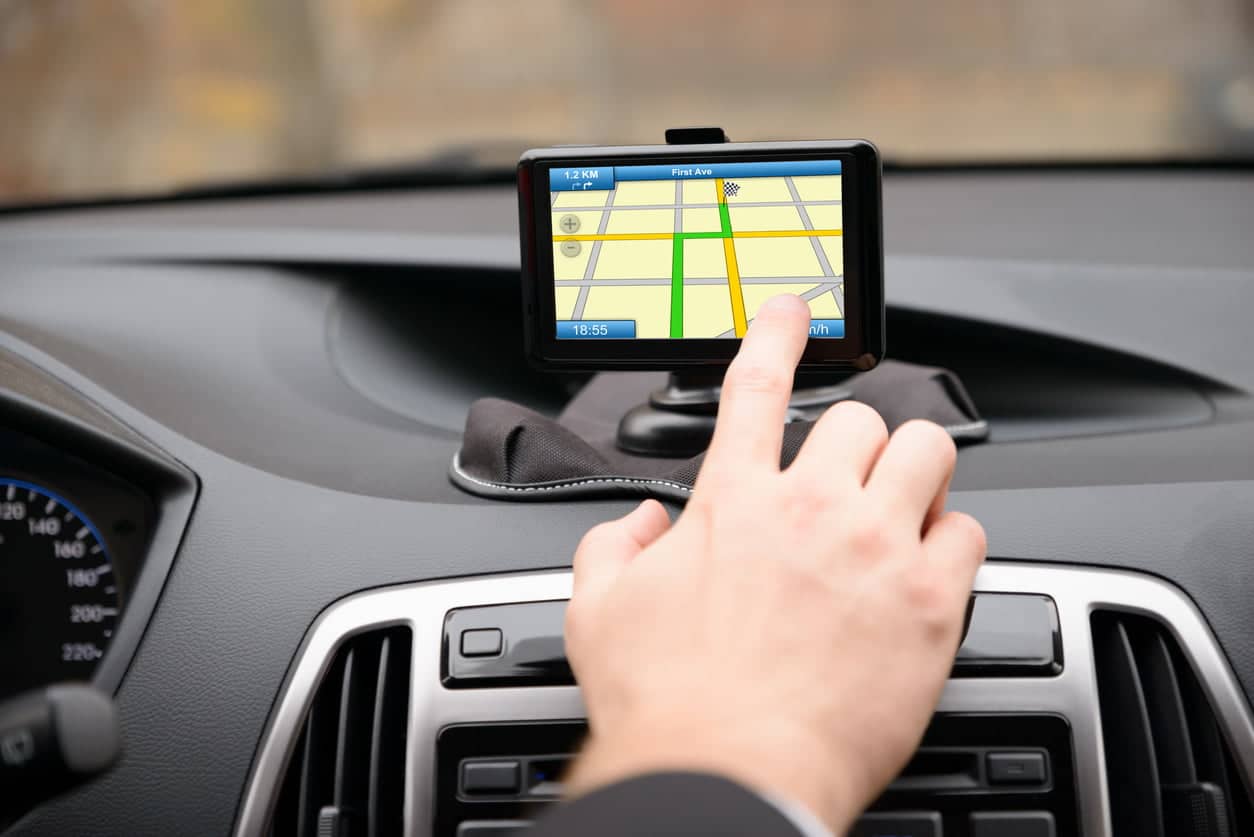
[759,294,806,316]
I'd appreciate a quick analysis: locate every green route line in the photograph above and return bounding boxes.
[668,201,736,337]
[670,236,684,337]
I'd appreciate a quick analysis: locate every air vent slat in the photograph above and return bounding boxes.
[332,647,357,807]
[267,627,411,837]
[367,633,411,837]
[298,696,340,836]
[1177,641,1239,809]
[1136,628,1198,785]
[1093,614,1165,837]
[1093,611,1250,837]
[295,711,312,837]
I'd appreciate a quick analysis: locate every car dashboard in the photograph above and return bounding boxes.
[2,167,1253,836]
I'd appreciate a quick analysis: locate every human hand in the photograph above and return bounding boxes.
[561,294,986,834]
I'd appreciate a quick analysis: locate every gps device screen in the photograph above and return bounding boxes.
[519,141,883,370]
[550,160,844,341]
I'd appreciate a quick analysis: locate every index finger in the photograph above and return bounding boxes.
[703,294,811,474]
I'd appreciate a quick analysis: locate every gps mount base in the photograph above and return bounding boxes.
[616,370,854,457]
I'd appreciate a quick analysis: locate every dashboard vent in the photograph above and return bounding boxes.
[268,626,412,837]
[1092,612,1251,837]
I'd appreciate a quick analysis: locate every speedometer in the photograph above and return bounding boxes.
[0,478,120,701]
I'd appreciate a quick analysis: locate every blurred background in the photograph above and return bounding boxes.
[2,0,1253,205]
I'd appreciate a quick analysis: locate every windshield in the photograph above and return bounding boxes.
[2,1,1253,206]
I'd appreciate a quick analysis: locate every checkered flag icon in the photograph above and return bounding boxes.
[723,181,740,198]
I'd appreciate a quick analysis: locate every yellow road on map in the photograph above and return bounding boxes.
[716,177,749,336]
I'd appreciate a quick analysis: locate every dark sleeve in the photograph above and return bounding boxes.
[529,771,809,837]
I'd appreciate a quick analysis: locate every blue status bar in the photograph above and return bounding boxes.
[808,319,845,338]
[554,320,841,340]
[556,320,637,339]
[549,159,842,192]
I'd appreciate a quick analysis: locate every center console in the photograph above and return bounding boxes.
[435,592,1071,836]
[233,563,1254,837]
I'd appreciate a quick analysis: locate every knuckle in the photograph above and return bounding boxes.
[903,569,959,635]
[847,514,892,558]
[954,512,989,559]
[572,524,617,575]
[919,610,954,642]
[576,520,616,554]
[786,472,828,508]
[784,481,830,526]
[897,419,957,462]
[724,360,791,397]
[679,493,718,528]
[828,400,889,442]
[904,569,946,611]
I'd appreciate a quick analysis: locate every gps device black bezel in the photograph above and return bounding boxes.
[518,139,884,372]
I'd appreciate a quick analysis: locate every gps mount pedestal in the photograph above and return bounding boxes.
[616,370,855,457]
[614,127,854,457]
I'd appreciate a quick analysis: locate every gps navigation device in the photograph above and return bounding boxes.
[518,139,884,371]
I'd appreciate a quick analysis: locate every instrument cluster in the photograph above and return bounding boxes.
[0,428,155,701]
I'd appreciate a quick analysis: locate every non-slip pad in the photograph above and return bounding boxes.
[451,361,988,502]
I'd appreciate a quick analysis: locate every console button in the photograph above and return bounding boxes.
[456,821,531,836]
[460,628,503,658]
[851,811,942,837]
[954,594,1061,677]
[986,751,1048,785]
[444,602,573,687]
[970,811,1055,837]
[461,760,521,795]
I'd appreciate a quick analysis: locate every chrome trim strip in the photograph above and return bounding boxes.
[234,563,1254,837]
